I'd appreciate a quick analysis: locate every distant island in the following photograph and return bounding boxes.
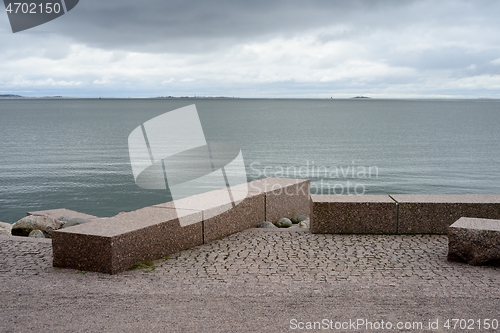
[0,94,23,98]
[0,95,65,99]
[153,96,237,99]
[352,96,371,99]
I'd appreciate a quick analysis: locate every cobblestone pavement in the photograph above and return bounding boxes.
[159,230,498,291]
[0,237,52,277]
[1,231,499,333]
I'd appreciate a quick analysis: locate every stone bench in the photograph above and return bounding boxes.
[391,194,500,234]
[311,194,500,234]
[311,195,397,234]
[52,178,310,274]
[448,217,500,265]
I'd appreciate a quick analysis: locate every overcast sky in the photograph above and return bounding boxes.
[1,0,500,98]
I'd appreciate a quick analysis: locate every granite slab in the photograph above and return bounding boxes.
[448,217,500,265]
[391,194,500,234]
[203,190,265,243]
[311,195,397,234]
[247,178,311,223]
[52,207,203,274]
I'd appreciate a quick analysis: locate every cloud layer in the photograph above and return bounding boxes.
[1,0,500,97]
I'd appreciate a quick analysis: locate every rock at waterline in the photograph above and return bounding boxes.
[58,216,92,228]
[258,221,278,228]
[11,215,65,238]
[28,230,45,238]
[0,221,12,236]
[291,215,309,224]
[275,217,293,228]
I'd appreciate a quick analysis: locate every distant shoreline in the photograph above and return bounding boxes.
[1,95,500,101]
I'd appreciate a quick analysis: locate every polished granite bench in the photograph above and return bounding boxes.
[311,194,500,234]
[391,194,500,234]
[448,217,500,265]
[52,178,310,274]
[311,194,397,234]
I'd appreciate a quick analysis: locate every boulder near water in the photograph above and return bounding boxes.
[11,215,65,238]
[258,221,278,228]
[28,230,45,238]
[58,216,92,228]
[291,215,308,224]
[275,217,293,228]
[0,221,12,236]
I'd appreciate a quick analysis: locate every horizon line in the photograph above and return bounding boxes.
[1,94,500,101]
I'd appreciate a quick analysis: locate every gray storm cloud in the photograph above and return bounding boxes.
[1,0,500,97]
[43,0,479,52]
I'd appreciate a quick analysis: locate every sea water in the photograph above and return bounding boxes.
[1,98,499,223]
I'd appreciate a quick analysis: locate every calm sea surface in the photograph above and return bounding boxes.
[1,98,499,223]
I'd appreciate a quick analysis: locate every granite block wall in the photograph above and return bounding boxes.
[52,178,311,274]
[203,190,265,243]
[310,194,500,235]
[391,194,500,234]
[311,195,397,234]
[248,178,311,222]
[52,207,203,274]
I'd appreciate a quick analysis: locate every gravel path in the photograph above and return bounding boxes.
[1,230,499,332]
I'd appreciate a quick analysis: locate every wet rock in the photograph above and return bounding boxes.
[291,215,308,224]
[448,217,500,266]
[258,221,278,228]
[0,221,12,236]
[11,215,65,237]
[275,217,292,228]
[28,230,45,238]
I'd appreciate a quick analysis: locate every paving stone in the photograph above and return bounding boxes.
[40,228,498,290]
